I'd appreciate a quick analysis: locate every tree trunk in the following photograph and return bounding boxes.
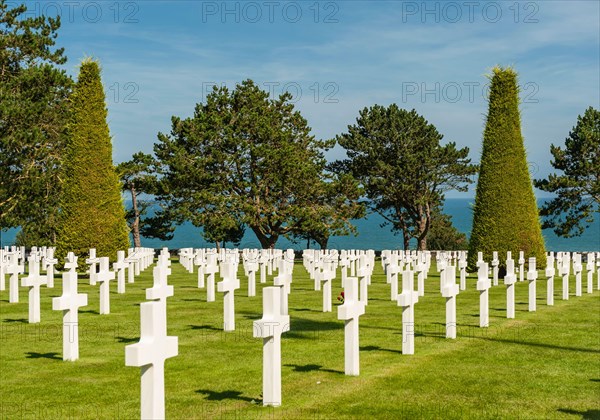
[402,229,410,250]
[417,203,431,251]
[316,236,329,250]
[250,226,278,249]
[130,185,142,248]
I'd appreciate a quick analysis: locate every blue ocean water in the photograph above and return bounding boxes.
[1,199,598,251]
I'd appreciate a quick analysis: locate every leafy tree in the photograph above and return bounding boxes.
[534,106,600,237]
[468,66,546,270]
[426,205,468,251]
[333,105,476,250]
[0,1,72,243]
[117,152,174,247]
[290,173,365,249]
[154,80,355,249]
[201,210,245,249]
[56,58,130,260]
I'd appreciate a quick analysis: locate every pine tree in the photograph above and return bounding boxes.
[0,1,72,243]
[468,67,546,270]
[56,58,130,261]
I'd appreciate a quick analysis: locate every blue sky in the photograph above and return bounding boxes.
[22,0,600,197]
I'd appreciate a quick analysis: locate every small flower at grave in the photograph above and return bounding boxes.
[337,291,345,304]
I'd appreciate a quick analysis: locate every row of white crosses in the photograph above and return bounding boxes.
[28,246,58,288]
[180,247,296,331]
[1,244,179,420]
[382,250,431,300]
[1,247,56,303]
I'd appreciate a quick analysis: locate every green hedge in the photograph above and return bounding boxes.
[56,59,130,261]
[468,67,546,270]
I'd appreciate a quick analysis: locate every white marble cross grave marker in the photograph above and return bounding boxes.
[52,253,88,361]
[587,253,595,294]
[86,248,99,286]
[195,250,206,289]
[113,250,128,294]
[458,252,467,291]
[388,262,401,301]
[253,287,290,407]
[491,251,500,286]
[0,251,5,292]
[546,253,555,306]
[527,257,538,312]
[504,257,517,319]
[259,253,268,284]
[273,261,291,316]
[125,301,178,420]
[416,257,426,297]
[441,265,459,339]
[147,261,174,307]
[321,263,335,312]
[476,252,484,269]
[518,251,525,282]
[204,254,219,302]
[561,253,570,300]
[21,255,47,323]
[338,276,365,375]
[217,262,240,331]
[126,252,136,284]
[6,252,24,303]
[357,255,370,306]
[573,253,582,297]
[45,248,57,288]
[397,270,418,354]
[476,262,491,328]
[96,257,115,315]
[246,260,258,297]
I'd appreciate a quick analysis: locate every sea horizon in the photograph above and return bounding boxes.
[2,198,598,252]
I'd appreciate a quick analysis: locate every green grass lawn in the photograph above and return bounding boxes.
[1,259,599,419]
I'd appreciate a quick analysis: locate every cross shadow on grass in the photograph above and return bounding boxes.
[195,389,255,402]
[285,317,340,340]
[116,336,138,343]
[472,336,600,354]
[284,363,343,374]
[181,298,202,302]
[557,408,600,419]
[3,318,27,323]
[360,345,403,354]
[25,352,61,360]
[79,310,99,315]
[189,324,221,331]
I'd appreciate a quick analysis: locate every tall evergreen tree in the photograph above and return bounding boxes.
[56,58,129,260]
[468,67,546,270]
[0,1,72,244]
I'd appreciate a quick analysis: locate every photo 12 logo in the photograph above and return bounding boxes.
[202,81,340,104]
[107,81,140,104]
[401,81,539,104]
[401,1,539,24]
[200,1,339,24]
[6,1,140,24]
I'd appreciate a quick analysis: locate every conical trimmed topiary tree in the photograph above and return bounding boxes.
[57,58,130,261]
[468,66,546,271]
